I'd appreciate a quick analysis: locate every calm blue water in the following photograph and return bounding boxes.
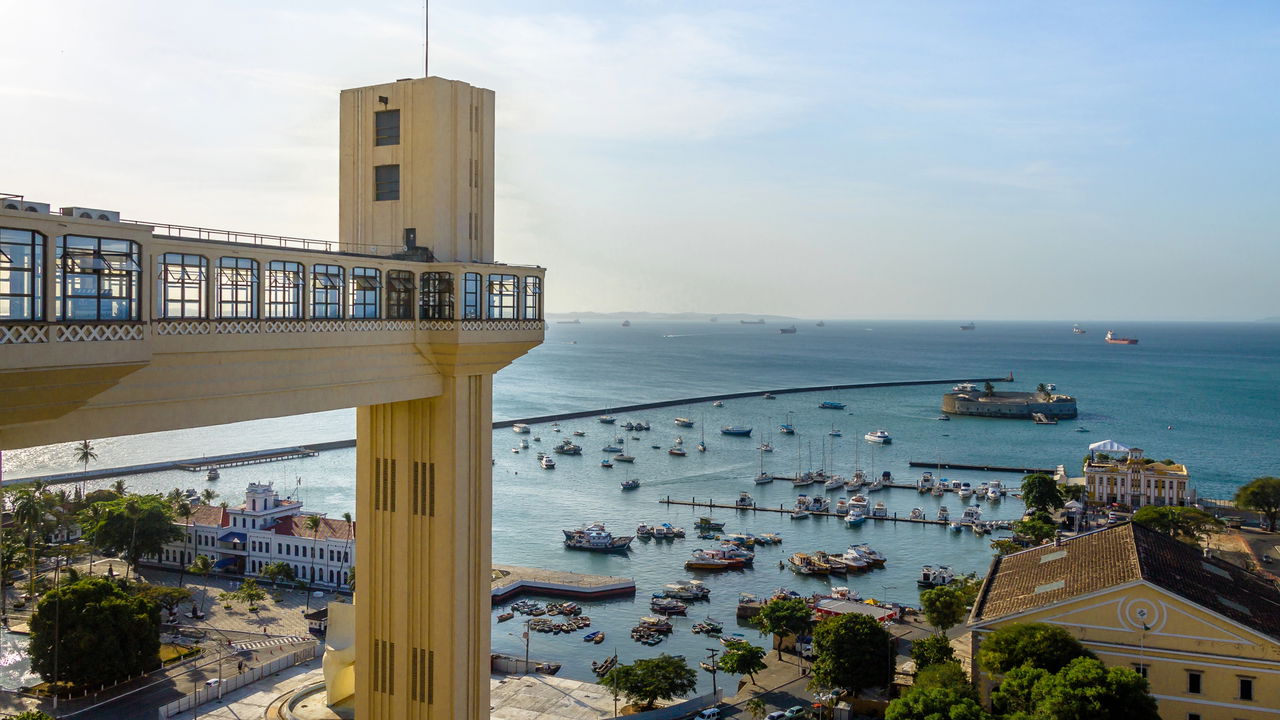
[5,320,1279,692]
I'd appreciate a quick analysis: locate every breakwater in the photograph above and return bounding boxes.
[10,376,1011,487]
[492,376,1012,428]
[908,461,1055,474]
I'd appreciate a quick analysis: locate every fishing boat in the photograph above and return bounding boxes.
[684,549,735,570]
[787,552,823,575]
[662,580,711,600]
[513,423,531,434]
[497,611,514,622]
[553,439,582,455]
[650,597,688,615]
[668,446,687,456]
[1105,330,1138,345]
[864,429,892,444]
[540,456,556,469]
[819,401,846,410]
[952,382,978,392]
[620,478,639,490]
[635,524,653,538]
[563,523,633,552]
[735,491,755,508]
[844,508,866,526]
[591,654,618,677]
[848,543,887,567]
[828,428,842,437]
[674,417,695,428]
[720,425,753,436]
[572,430,586,437]
[583,630,605,643]
[694,516,726,530]
[601,459,614,469]
[598,415,616,424]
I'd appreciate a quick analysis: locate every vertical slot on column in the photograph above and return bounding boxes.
[388,641,395,695]
[427,650,434,704]
[410,646,419,701]
[412,462,420,515]
[374,458,383,511]
[428,463,436,517]
[390,459,397,512]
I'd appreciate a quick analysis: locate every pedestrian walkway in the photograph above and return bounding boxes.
[233,635,312,652]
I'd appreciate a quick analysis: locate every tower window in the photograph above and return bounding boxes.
[375,165,400,201]
[375,110,400,146]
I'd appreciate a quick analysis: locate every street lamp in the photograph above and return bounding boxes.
[703,648,720,700]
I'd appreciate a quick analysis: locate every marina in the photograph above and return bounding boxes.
[658,497,951,525]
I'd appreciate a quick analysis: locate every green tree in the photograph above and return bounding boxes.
[29,576,161,687]
[0,538,22,617]
[982,382,995,397]
[745,696,768,720]
[719,639,768,684]
[199,488,218,506]
[340,511,354,587]
[1021,474,1064,513]
[810,612,893,695]
[751,596,813,658]
[259,560,296,588]
[1061,484,1088,503]
[910,634,955,670]
[913,661,973,698]
[227,578,268,611]
[1131,506,1222,542]
[992,657,1158,720]
[83,488,119,506]
[304,514,323,586]
[1234,476,1280,531]
[12,487,49,599]
[948,573,983,607]
[990,538,1023,556]
[600,653,698,711]
[13,711,57,720]
[1014,514,1058,545]
[78,495,183,579]
[73,440,97,497]
[920,585,967,632]
[886,685,992,720]
[135,584,193,615]
[77,502,105,575]
[111,479,127,496]
[977,623,1095,675]
[1036,383,1051,401]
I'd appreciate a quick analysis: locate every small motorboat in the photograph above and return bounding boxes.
[674,417,695,428]
[601,460,614,469]
[620,479,639,490]
[844,509,866,526]
[613,454,635,463]
[864,429,892,444]
[712,400,724,407]
[720,426,753,436]
[908,508,925,521]
[572,430,586,437]
[598,416,616,424]
[735,491,755,508]
[206,468,220,481]
[758,442,774,452]
[762,392,776,400]
[540,456,556,469]
[583,630,603,642]
[819,401,846,410]
[668,447,687,456]
[696,441,707,452]
[497,612,514,622]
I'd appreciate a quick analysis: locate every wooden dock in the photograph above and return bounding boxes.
[175,447,319,471]
[659,497,950,526]
[908,461,1054,474]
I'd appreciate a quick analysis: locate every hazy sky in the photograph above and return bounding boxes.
[2,1,1276,320]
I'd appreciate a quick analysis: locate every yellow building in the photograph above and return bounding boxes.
[1,75,540,718]
[1084,441,1192,508]
[969,522,1280,720]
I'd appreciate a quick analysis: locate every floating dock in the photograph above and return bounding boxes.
[907,461,1054,474]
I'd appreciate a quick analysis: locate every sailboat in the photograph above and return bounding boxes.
[613,437,635,464]
[696,418,707,453]
[754,446,772,484]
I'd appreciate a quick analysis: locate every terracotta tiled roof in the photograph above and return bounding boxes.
[268,515,354,542]
[183,505,229,528]
[971,522,1280,641]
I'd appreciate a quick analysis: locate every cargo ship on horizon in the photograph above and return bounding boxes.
[1105,330,1138,345]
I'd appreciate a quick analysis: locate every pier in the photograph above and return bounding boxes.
[908,460,1055,474]
[491,564,637,604]
[660,497,951,526]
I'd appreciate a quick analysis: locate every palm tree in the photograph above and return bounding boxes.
[340,511,353,588]
[175,501,193,587]
[123,497,142,581]
[73,440,97,497]
[78,503,104,575]
[111,479,127,496]
[304,515,323,609]
[200,488,218,506]
[188,555,214,617]
[1036,382,1051,401]
[12,489,45,601]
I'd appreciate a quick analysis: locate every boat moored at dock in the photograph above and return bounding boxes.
[563,523,634,552]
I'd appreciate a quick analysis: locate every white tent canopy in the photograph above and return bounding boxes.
[1089,439,1131,454]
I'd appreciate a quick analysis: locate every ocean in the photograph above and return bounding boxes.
[4,319,1278,692]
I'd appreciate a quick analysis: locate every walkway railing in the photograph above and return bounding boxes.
[0,319,545,345]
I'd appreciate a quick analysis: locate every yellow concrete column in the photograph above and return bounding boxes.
[354,373,494,719]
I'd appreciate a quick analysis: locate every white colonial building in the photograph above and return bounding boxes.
[1082,440,1193,509]
[152,482,354,589]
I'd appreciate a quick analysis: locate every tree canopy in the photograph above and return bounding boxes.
[992,657,1158,720]
[259,561,296,588]
[134,584,193,613]
[1235,476,1280,531]
[29,577,161,687]
[810,612,893,694]
[911,634,956,670]
[78,495,183,570]
[913,662,974,699]
[601,653,698,710]
[751,596,813,657]
[977,623,1095,675]
[718,639,768,684]
[886,685,991,720]
[1014,513,1058,545]
[920,585,967,632]
[1131,506,1222,542]
[1020,474,1064,513]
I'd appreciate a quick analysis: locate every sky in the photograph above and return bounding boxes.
[1,1,1277,321]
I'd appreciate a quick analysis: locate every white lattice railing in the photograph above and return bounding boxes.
[57,324,145,342]
[263,320,307,334]
[154,321,212,336]
[308,320,346,333]
[214,320,261,335]
[0,324,49,344]
[459,319,545,331]
[420,320,456,331]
